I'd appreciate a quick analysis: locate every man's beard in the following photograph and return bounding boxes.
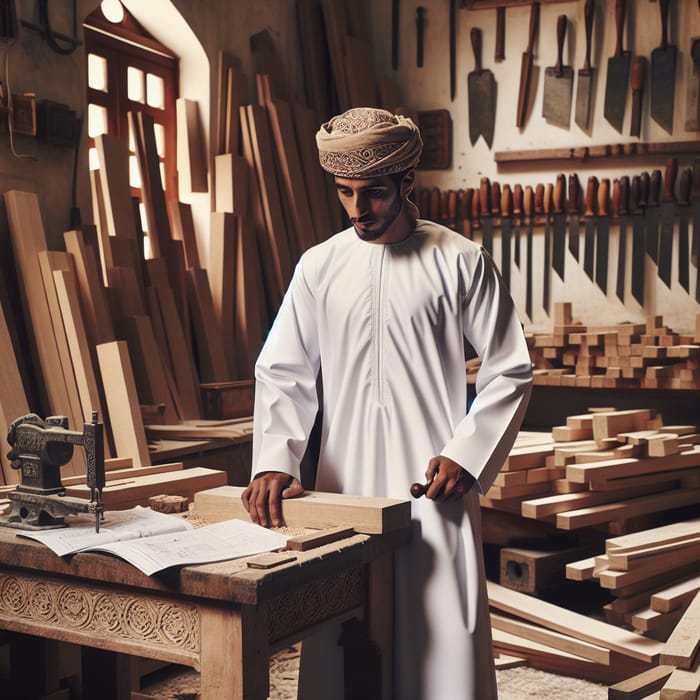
[352,193,404,241]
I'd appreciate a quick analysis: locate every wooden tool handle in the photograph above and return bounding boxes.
[692,159,700,201]
[555,14,567,75]
[501,184,513,218]
[544,183,553,216]
[582,0,594,72]
[429,187,441,220]
[614,0,626,58]
[471,187,481,228]
[630,175,641,213]
[480,177,491,216]
[534,183,545,216]
[567,173,580,214]
[597,178,610,217]
[612,178,621,218]
[411,481,429,498]
[495,6,505,62]
[512,183,523,217]
[460,188,474,222]
[440,190,450,221]
[678,167,692,206]
[524,185,534,220]
[584,176,598,217]
[659,0,669,50]
[448,189,459,221]
[419,189,431,216]
[526,2,540,54]
[649,169,662,206]
[619,175,630,216]
[471,26,483,72]
[640,171,650,206]
[553,174,565,214]
[491,181,501,216]
[663,158,678,202]
[631,55,646,92]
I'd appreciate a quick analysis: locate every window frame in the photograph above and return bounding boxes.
[84,9,179,200]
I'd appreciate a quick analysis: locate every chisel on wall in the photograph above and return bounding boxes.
[658,158,678,288]
[596,178,611,294]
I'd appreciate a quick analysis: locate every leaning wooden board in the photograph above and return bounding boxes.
[488,581,664,664]
[193,485,411,535]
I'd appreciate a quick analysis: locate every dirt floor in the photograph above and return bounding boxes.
[138,645,609,699]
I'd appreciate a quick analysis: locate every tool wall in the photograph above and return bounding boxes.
[370,0,700,334]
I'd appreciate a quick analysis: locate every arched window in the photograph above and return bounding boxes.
[84,1,178,206]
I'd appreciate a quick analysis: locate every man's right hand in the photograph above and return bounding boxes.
[241,471,304,528]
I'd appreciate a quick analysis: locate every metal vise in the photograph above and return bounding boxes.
[1,412,105,531]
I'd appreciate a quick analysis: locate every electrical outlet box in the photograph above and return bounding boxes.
[12,93,36,136]
[37,100,80,146]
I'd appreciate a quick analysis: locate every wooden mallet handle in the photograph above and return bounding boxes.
[410,481,430,498]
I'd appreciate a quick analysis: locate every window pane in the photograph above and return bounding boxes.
[146,73,164,109]
[87,53,108,92]
[159,162,166,189]
[88,103,108,137]
[88,147,100,171]
[154,122,165,158]
[129,154,141,189]
[127,66,144,103]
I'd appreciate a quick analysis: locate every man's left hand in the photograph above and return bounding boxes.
[423,456,476,502]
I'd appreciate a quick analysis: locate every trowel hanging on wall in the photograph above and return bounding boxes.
[603,0,631,133]
[542,15,573,128]
[468,27,496,149]
[650,0,677,135]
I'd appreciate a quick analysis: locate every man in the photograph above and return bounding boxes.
[243,107,533,699]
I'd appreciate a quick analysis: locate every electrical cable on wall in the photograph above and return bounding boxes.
[37,0,78,55]
[3,45,37,161]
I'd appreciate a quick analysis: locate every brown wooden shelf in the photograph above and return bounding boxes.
[495,140,700,165]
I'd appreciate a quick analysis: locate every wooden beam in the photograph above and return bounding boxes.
[659,591,700,669]
[96,341,151,467]
[208,212,238,377]
[0,301,28,484]
[487,581,664,663]
[186,267,232,382]
[167,201,201,270]
[63,229,114,344]
[193,485,411,535]
[176,98,208,194]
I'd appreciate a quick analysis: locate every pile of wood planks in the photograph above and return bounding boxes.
[483,405,700,693]
[524,303,700,390]
[481,408,700,535]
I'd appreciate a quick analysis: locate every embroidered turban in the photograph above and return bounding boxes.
[316,107,423,178]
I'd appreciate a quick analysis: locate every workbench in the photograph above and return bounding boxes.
[0,488,411,699]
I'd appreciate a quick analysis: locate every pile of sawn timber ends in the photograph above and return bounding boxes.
[483,405,700,697]
[466,302,700,390]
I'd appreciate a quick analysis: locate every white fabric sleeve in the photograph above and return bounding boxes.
[440,249,533,494]
[251,257,321,483]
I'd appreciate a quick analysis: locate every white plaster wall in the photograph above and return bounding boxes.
[368,0,700,334]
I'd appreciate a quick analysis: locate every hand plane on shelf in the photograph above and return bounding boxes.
[1,411,105,531]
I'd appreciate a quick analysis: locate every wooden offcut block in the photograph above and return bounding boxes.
[200,380,254,420]
[193,485,411,535]
[66,467,226,510]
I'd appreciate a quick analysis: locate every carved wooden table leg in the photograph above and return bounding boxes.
[199,603,270,700]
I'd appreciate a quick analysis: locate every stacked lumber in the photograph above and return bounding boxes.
[569,526,700,698]
[488,581,660,685]
[481,408,700,536]
[525,303,700,390]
